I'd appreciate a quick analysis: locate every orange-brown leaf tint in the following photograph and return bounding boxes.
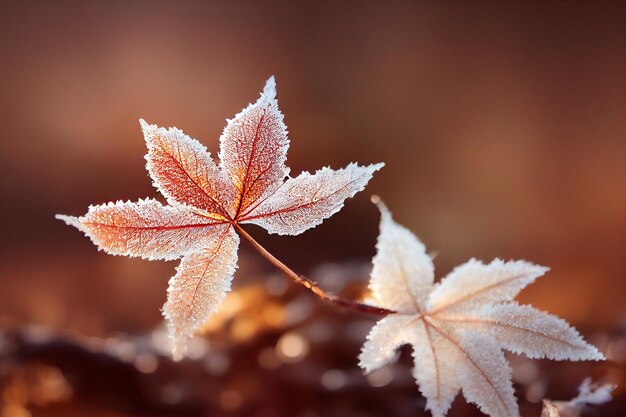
[219,76,290,217]
[163,226,239,360]
[58,76,382,359]
[142,120,236,217]
[57,199,228,260]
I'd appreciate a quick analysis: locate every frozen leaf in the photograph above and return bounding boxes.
[58,76,382,358]
[359,200,604,417]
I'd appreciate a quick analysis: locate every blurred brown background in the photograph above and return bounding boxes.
[0,1,624,416]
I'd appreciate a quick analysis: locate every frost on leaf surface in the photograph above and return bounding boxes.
[56,199,226,261]
[241,163,384,235]
[163,226,239,360]
[218,76,290,216]
[359,200,604,417]
[57,76,382,359]
[142,120,236,217]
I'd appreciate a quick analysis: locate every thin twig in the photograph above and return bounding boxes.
[233,223,395,316]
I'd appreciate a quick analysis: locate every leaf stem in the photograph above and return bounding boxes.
[233,223,395,316]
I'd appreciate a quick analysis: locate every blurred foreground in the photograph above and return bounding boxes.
[1,262,624,417]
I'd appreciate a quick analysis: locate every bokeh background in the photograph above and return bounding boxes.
[0,1,624,416]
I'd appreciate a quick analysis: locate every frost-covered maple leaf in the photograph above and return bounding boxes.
[359,200,604,417]
[57,77,383,359]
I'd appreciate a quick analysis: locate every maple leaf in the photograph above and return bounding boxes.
[57,76,383,359]
[359,199,604,417]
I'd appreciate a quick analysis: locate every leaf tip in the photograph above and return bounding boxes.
[139,118,156,137]
[163,313,190,362]
[262,75,277,101]
[171,342,187,362]
[357,351,377,375]
[55,214,84,231]
[589,347,606,361]
[371,162,385,171]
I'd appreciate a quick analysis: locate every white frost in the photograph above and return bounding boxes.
[241,163,384,235]
[59,76,384,360]
[358,200,604,417]
[141,119,236,217]
[163,226,239,360]
[368,200,434,311]
[57,199,227,261]
[218,76,290,214]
